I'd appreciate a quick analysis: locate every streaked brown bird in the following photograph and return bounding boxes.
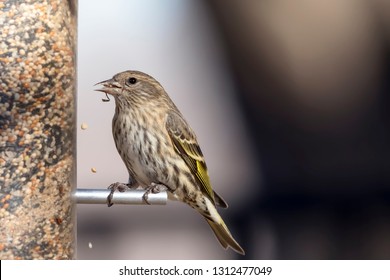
[95,70,244,255]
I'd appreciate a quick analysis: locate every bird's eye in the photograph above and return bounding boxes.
[127,77,137,84]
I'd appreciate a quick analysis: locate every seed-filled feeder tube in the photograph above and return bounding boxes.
[0,0,77,259]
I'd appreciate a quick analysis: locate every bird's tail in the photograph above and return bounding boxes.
[202,200,245,255]
[205,218,245,255]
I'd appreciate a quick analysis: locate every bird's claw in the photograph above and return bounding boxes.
[142,183,168,205]
[107,182,130,207]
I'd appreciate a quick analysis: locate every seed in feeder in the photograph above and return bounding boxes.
[91,167,97,173]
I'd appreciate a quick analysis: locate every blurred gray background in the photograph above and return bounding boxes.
[77,0,390,259]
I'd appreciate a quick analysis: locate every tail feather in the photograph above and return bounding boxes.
[191,194,245,254]
[201,199,245,255]
[205,216,245,255]
[206,219,229,248]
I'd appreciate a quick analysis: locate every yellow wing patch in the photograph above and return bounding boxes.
[166,111,215,204]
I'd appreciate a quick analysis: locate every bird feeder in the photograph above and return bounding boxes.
[0,0,77,259]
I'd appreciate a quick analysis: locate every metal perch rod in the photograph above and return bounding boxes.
[74,189,168,205]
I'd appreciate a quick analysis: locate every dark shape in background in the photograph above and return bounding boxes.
[208,0,390,259]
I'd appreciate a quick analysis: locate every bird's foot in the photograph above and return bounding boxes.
[107,182,131,207]
[142,183,168,205]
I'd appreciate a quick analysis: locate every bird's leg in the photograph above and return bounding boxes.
[142,183,168,205]
[107,177,138,207]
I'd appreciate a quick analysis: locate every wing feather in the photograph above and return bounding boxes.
[166,111,216,204]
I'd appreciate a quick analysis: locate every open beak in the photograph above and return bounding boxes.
[94,78,122,95]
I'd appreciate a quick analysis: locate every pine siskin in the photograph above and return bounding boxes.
[95,70,245,255]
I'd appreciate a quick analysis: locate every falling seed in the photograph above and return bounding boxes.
[91,167,97,173]
[81,123,88,130]
[88,242,93,249]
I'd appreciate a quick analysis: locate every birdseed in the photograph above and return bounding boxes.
[80,122,88,130]
[0,0,77,259]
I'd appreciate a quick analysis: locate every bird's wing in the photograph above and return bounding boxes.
[166,111,216,205]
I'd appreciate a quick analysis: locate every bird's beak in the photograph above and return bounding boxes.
[94,78,122,95]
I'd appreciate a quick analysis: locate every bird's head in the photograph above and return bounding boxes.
[95,70,167,105]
